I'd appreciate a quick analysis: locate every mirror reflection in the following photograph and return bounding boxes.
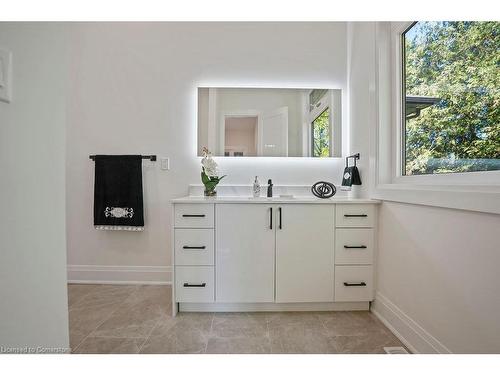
[197,87,342,157]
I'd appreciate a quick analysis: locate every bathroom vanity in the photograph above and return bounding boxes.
[172,191,379,315]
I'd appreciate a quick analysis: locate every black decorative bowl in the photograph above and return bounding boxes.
[311,181,337,199]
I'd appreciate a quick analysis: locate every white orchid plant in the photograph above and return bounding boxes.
[201,147,225,195]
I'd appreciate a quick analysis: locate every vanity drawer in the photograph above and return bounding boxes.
[175,266,214,303]
[174,229,214,266]
[335,228,374,265]
[174,204,214,228]
[334,265,373,302]
[336,204,375,228]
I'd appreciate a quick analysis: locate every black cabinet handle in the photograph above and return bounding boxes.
[344,245,367,249]
[344,214,368,218]
[269,207,273,229]
[182,214,206,217]
[183,283,206,288]
[344,282,367,287]
[279,207,282,229]
[183,246,206,249]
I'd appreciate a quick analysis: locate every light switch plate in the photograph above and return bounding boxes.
[0,48,12,103]
[160,157,170,170]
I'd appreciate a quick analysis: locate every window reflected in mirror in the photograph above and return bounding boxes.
[309,88,332,158]
[312,108,330,157]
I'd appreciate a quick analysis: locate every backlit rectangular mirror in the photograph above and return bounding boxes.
[197,87,342,157]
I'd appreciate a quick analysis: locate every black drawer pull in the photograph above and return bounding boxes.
[183,246,206,249]
[183,283,206,288]
[269,207,273,230]
[279,207,282,229]
[344,282,367,287]
[182,214,206,217]
[344,245,367,249]
[344,214,368,218]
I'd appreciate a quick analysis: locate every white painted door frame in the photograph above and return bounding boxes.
[219,110,261,156]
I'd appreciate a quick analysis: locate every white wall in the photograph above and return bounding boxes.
[0,23,69,350]
[346,22,500,354]
[374,202,500,353]
[66,22,349,283]
[347,22,376,198]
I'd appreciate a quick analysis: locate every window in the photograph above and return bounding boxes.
[309,89,328,109]
[309,89,332,157]
[402,21,500,176]
[312,108,330,157]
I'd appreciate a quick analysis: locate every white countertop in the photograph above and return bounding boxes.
[172,196,380,204]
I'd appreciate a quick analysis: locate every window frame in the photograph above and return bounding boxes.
[309,90,330,157]
[307,89,336,158]
[393,21,500,185]
[400,21,416,176]
[370,22,500,215]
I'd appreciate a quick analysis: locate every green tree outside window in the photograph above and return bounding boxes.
[312,108,330,157]
[404,21,500,175]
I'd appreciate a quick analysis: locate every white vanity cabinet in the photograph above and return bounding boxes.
[172,197,378,313]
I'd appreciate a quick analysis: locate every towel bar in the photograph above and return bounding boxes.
[89,155,156,161]
[345,153,360,167]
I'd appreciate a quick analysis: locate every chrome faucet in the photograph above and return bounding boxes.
[267,179,273,197]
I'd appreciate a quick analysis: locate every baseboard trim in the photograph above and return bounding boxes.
[371,292,451,354]
[67,265,172,285]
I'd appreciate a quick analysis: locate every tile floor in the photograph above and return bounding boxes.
[68,284,406,354]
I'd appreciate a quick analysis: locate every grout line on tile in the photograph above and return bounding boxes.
[318,312,329,332]
[204,313,215,354]
[71,308,121,353]
[137,308,168,354]
[69,284,138,312]
[67,284,99,310]
[71,285,139,353]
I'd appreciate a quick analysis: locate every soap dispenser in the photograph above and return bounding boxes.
[253,176,261,198]
[267,179,273,198]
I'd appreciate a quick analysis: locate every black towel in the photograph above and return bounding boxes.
[93,155,144,231]
[341,166,362,189]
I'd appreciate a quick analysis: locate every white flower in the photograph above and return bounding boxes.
[202,156,219,177]
[201,148,219,177]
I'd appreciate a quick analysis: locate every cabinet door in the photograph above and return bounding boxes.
[216,204,275,302]
[275,204,334,303]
